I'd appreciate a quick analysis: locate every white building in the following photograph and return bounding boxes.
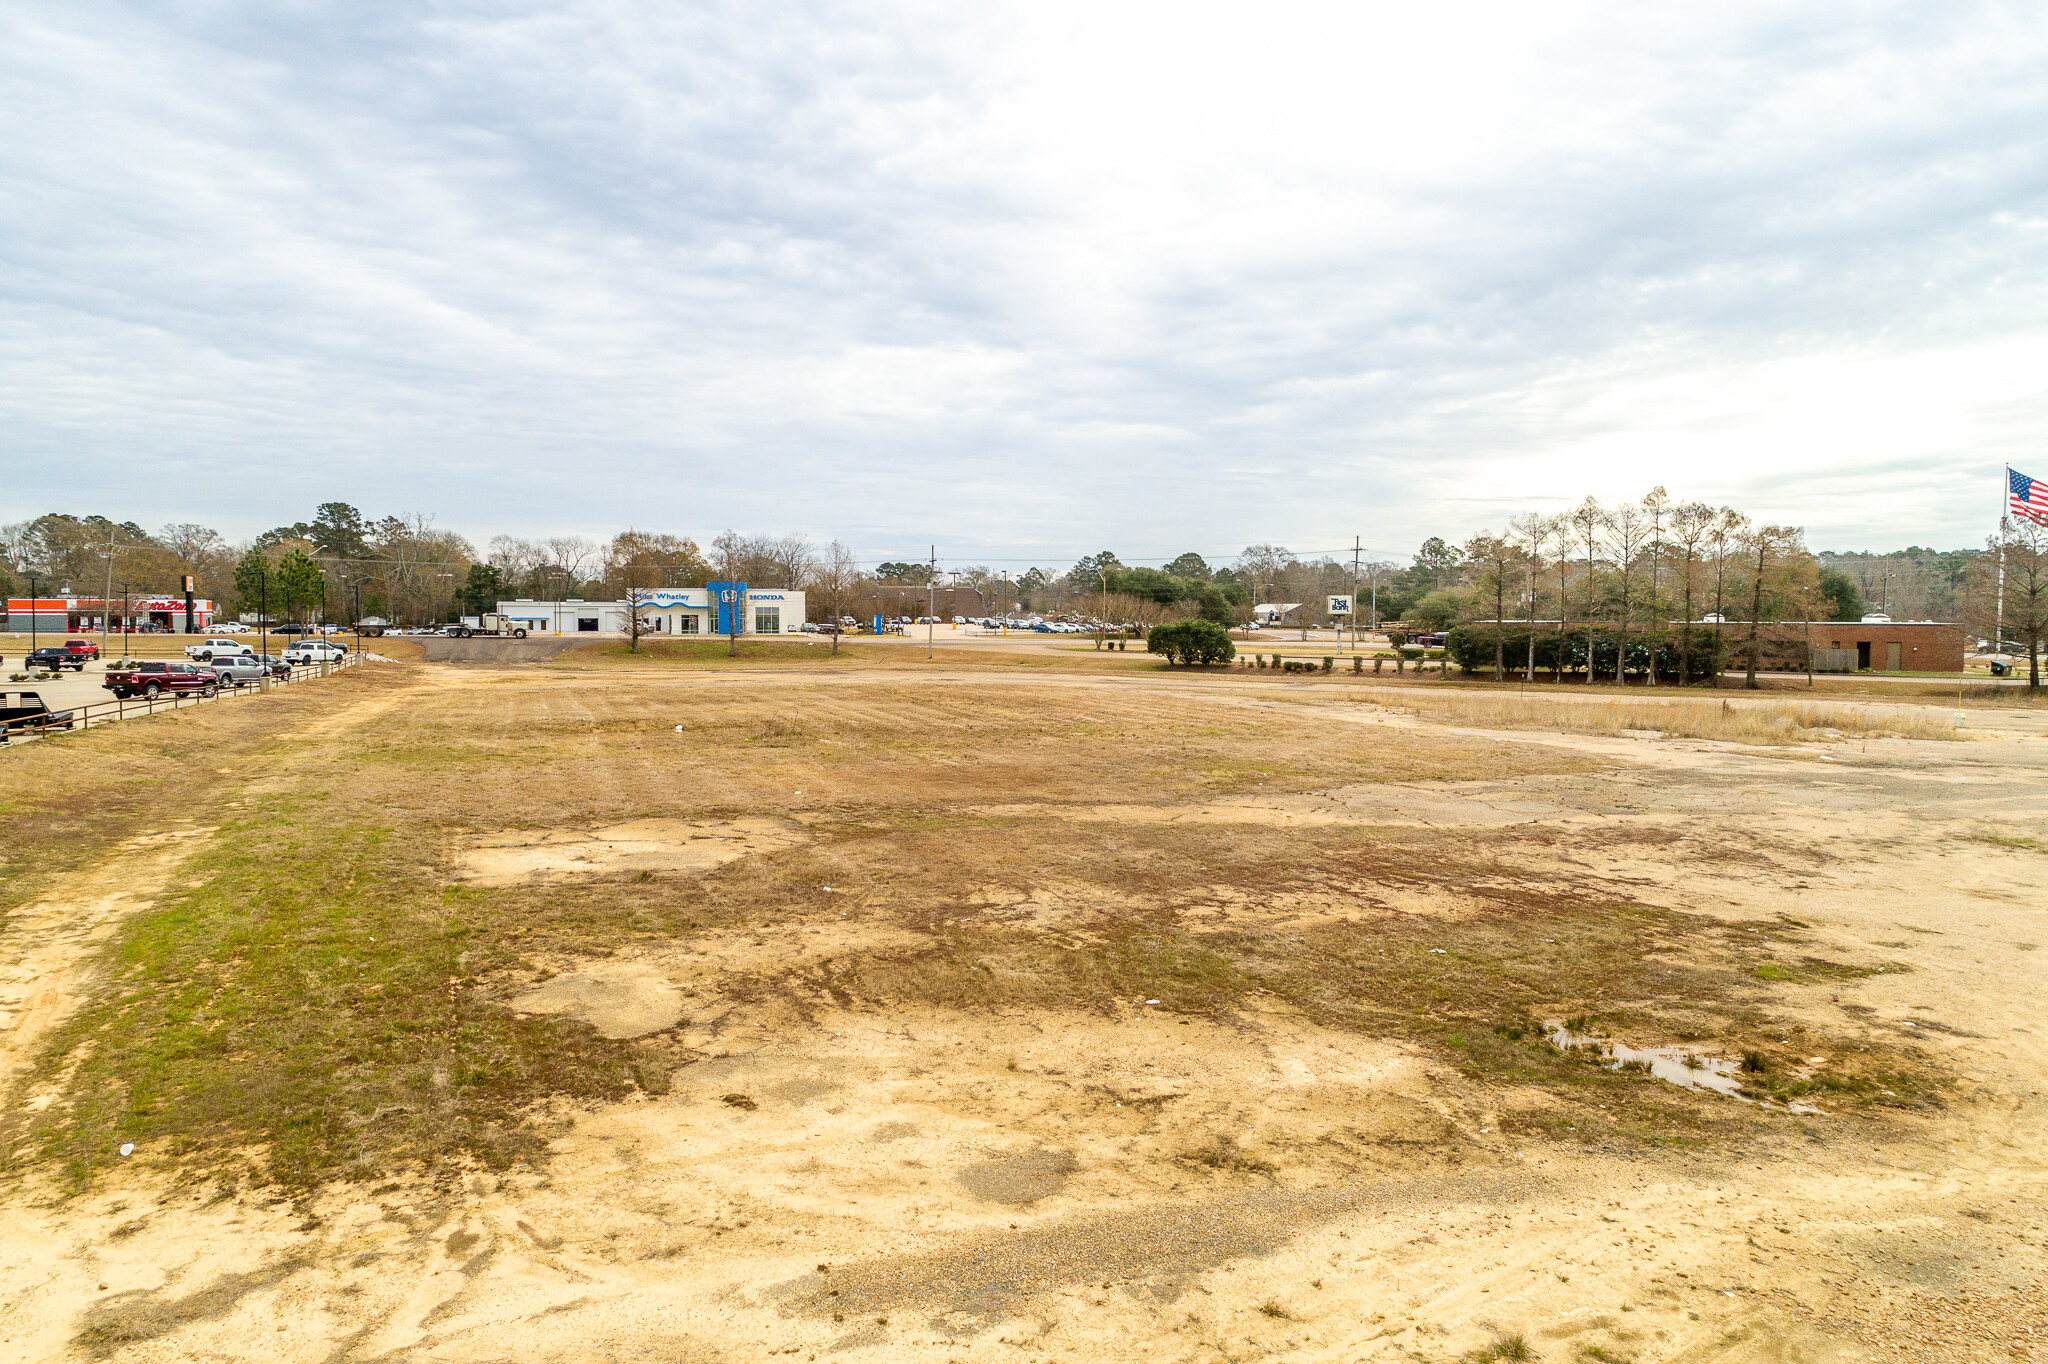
[495,585,806,636]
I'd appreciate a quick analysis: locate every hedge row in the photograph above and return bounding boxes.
[1445,625,1729,681]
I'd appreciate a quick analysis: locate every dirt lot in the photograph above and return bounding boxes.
[1,648,2044,1363]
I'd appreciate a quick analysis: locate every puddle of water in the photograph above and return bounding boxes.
[1544,1021,1819,1114]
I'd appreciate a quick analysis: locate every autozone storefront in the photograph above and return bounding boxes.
[6,595,217,634]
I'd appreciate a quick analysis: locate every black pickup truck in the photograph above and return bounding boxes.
[25,646,88,673]
[0,690,79,741]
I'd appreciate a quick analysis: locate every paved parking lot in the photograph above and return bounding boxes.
[2,639,358,741]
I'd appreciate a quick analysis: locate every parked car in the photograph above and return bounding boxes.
[24,646,87,673]
[272,623,312,635]
[0,690,78,740]
[103,661,220,698]
[282,640,348,664]
[186,637,256,661]
[206,654,275,687]
[63,639,101,661]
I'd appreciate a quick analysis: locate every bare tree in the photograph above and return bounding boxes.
[1235,544,1295,607]
[619,567,653,654]
[810,540,861,654]
[1463,531,1522,681]
[1665,502,1717,686]
[1737,524,1806,689]
[158,523,226,570]
[545,535,600,589]
[767,534,817,590]
[1569,497,1605,682]
[1709,507,1751,679]
[1507,513,1553,682]
[1606,500,1652,684]
[1638,487,1670,685]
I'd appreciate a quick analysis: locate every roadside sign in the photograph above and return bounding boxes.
[1327,595,1353,616]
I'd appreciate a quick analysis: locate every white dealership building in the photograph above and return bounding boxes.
[494,584,805,636]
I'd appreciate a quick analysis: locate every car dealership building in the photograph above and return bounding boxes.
[494,583,806,636]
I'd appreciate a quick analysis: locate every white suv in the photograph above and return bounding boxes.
[282,640,348,665]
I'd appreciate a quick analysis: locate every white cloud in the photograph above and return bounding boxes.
[3,0,2045,562]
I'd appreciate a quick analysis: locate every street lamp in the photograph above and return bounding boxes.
[26,572,39,655]
[1098,566,1108,651]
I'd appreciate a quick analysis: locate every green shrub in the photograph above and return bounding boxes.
[1147,618,1236,666]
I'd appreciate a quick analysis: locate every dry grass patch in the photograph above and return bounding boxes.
[1377,690,1961,744]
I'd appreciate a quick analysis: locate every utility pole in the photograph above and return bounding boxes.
[96,535,128,660]
[1350,536,1362,653]
[27,572,39,655]
[927,545,937,660]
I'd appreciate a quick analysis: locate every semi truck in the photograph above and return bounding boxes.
[448,615,530,638]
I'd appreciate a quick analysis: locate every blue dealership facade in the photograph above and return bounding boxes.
[494,583,806,636]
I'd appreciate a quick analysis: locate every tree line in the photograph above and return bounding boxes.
[1434,491,2043,690]
[5,501,2033,687]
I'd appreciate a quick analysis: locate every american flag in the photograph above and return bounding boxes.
[2012,467,2048,527]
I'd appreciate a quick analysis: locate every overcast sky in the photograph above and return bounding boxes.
[5,1,2046,567]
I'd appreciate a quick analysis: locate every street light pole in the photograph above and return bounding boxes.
[927,545,936,660]
[1098,567,1108,651]
[27,572,39,656]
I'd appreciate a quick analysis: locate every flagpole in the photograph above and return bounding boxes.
[1998,465,2009,650]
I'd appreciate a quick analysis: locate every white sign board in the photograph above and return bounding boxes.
[1327,595,1353,616]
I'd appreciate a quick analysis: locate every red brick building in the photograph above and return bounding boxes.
[1729,619,1964,673]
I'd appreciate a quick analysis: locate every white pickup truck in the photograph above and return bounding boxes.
[185,637,255,662]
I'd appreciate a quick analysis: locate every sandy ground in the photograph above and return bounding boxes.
[1,662,2045,1363]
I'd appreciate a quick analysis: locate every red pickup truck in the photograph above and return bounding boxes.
[102,661,220,699]
[64,639,100,661]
